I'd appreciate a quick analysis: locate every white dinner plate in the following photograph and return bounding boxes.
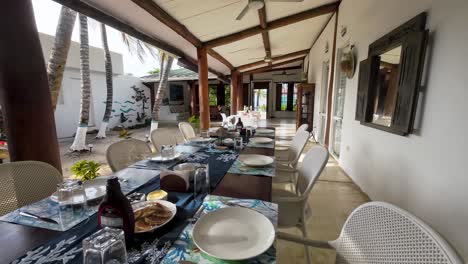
[150,152,181,162]
[50,177,107,204]
[250,137,273,144]
[256,128,274,134]
[193,207,275,260]
[189,137,213,143]
[132,200,177,233]
[238,154,274,167]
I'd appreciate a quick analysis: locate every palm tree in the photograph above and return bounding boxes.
[70,14,91,151]
[151,53,173,131]
[96,23,113,139]
[47,6,77,111]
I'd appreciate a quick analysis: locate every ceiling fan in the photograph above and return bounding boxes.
[236,0,304,21]
[273,70,296,76]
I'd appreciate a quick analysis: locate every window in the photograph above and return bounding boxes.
[169,84,184,101]
[276,82,297,111]
[209,85,217,106]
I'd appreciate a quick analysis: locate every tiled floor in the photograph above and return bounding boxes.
[262,118,370,264]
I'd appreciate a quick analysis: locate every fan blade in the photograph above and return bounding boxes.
[268,0,304,2]
[236,4,251,20]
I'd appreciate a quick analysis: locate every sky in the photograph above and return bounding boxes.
[31,0,171,77]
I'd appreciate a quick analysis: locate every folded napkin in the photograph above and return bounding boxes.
[160,170,190,192]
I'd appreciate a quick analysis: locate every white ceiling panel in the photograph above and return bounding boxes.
[154,0,261,41]
[269,14,331,57]
[212,34,265,67]
[265,0,337,22]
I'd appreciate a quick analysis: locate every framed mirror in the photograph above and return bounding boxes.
[355,13,428,135]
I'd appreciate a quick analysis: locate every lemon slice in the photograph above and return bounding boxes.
[147,190,168,201]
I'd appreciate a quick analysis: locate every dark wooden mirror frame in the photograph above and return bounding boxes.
[355,12,429,136]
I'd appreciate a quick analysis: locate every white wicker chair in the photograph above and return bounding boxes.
[0,161,62,216]
[276,124,309,148]
[274,130,311,184]
[178,122,196,142]
[273,146,329,264]
[220,113,228,127]
[106,139,151,172]
[150,129,177,152]
[277,201,464,264]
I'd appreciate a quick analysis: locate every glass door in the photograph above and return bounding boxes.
[318,61,330,144]
[330,49,347,157]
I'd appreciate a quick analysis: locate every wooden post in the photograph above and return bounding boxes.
[197,47,210,130]
[189,81,198,116]
[237,73,244,111]
[324,11,339,147]
[0,0,62,172]
[230,71,239,115]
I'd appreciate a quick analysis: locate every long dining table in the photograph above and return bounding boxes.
[0,127,276,264]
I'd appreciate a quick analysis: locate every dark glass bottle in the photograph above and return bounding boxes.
[98,177,135,241]
[236,118,244,130]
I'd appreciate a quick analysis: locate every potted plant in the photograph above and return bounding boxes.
[71,160,101,181]
[188,115,200,134]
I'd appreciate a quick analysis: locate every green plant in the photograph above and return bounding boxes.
[71,160,100,181]
[188,115,200,126]
[119,128,132,138]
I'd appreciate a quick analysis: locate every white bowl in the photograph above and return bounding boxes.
[193,207,275,260]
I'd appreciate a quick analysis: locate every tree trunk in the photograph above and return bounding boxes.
[151,54,173,132]
[71,14,91,151]
[96,23,113,139]
[48,7,77,112]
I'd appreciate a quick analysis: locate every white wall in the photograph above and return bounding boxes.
[307,0,468,259]
[39,32,149,138]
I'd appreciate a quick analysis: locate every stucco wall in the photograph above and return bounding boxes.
[306,0,468,259]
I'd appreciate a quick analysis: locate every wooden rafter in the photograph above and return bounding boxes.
[243,57,305,75]
[258,7,271,58]
[131,0,234,70]
[237,49,310,71]
[204,1,339,48]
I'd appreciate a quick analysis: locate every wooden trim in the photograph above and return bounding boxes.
[324,10,339,147]
[197,47,210,130]
[310,13,335,51]
[207,49,234,70]
[258,7,271,58]
[131,0,201,47]
[237,49,310,71]
[178,57,230,83]
[237,73,244,110]
[204,2,339,48]
[242,57,305,75]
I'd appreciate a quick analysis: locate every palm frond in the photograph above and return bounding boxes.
[120,32,165,63]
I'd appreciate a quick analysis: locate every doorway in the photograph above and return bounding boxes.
[330,49,347,158]
[318,61,330,144]
[251,81,270,119]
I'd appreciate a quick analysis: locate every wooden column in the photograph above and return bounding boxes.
[230,71,239,115]
[197,47,210,129]
[324,11,339,147]
[189,81,199,116]
[216,81,225,106]
[0,0,62,171]
[237,73,244,111]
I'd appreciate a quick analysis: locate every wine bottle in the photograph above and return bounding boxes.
[98,177,135,241]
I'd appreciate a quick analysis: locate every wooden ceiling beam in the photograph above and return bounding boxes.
[258,7,271,58]
[237,49,310,71]
[204,1,339,48]
[131,0,234,70]
[242,57,304,75]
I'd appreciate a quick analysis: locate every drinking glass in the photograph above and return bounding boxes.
[56,180,88,228]
[161,145,174,159]
[83,227,127,264]
[200,130,210,138]
[234,137,243,150]
[194,164,210,200]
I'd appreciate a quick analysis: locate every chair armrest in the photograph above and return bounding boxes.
[276,232,333,249]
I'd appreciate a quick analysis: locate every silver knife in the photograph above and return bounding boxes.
[20,211,59,225]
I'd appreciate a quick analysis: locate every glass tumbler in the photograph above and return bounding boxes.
[161,145,174,159]
[234,137,243,150]
[83,227,127,264]
[56,180,88,228]
[194,164,210,201]
[200,130,210,138]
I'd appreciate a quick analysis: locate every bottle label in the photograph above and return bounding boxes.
[100,215,123,228]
